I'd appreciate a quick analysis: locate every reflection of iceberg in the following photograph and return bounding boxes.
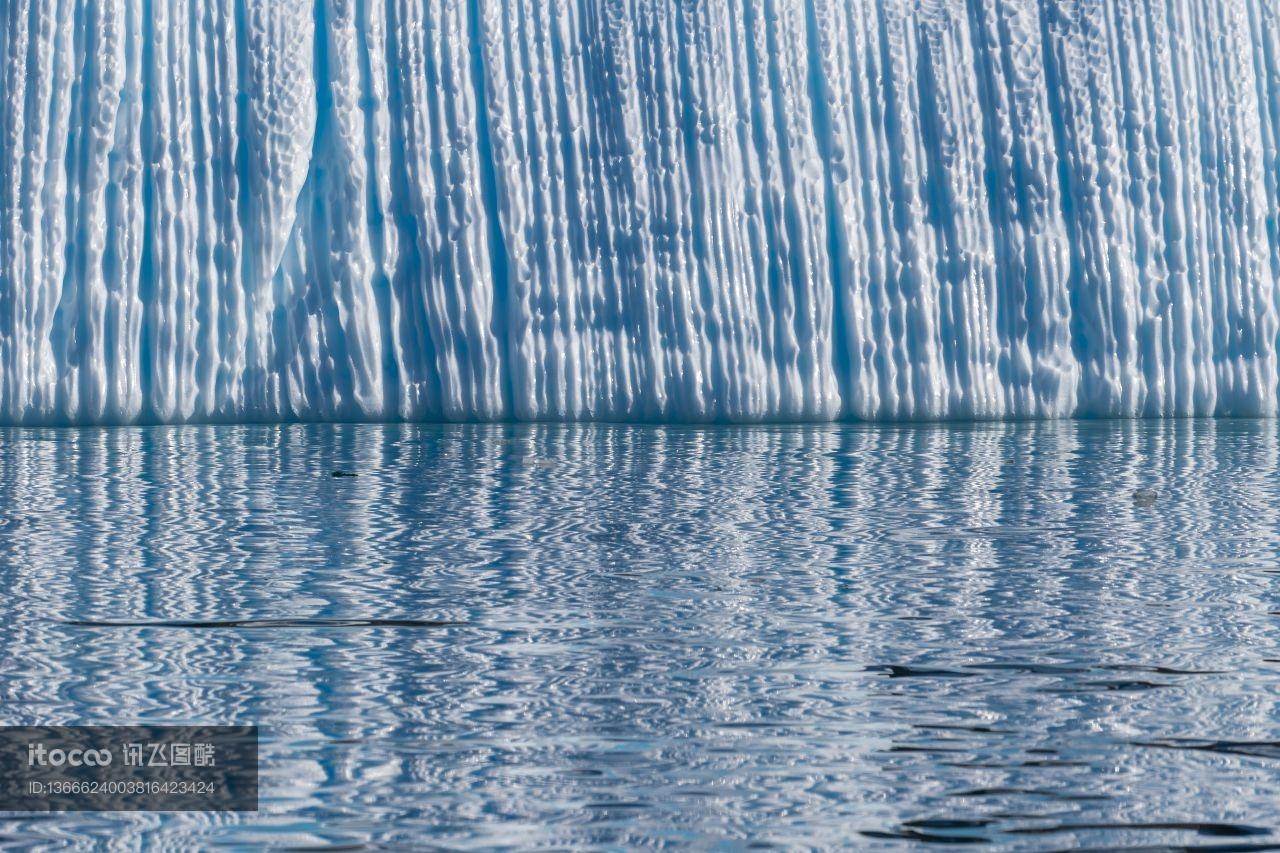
[4,420,1277,843]
[2,2,1279,424]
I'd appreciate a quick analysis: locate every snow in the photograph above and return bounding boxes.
[2,0,1279,423]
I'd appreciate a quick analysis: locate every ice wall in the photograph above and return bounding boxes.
[2,0,1280,424]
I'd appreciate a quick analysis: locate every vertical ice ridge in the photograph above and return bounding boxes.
[0,0,33,416]
[3,0,1280,423]
[144,0,196,423]
[967,0,1076,418]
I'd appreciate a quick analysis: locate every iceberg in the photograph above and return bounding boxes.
[2,0,1279,424]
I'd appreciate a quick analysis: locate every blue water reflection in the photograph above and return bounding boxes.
[0,421,1278,847]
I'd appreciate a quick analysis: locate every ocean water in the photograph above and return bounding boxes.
[0,420,1278,848]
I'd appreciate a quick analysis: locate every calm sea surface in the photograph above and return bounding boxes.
[0,421,1278,848]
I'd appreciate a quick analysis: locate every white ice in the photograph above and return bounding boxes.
[2,0,1279,423]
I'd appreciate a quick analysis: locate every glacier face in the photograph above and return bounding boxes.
[2,0,1280,424]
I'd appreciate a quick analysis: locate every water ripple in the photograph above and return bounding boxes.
[0,421,1278,847]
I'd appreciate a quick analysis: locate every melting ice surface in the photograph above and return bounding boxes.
[5,2,1280,424]
[2,421,1280,846]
